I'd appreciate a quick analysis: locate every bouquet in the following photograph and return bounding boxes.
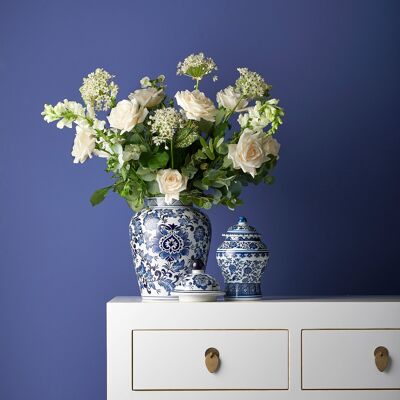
[42,53,284,210]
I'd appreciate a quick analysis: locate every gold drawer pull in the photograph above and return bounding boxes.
[374,346,389,372]
[205,347,220,373]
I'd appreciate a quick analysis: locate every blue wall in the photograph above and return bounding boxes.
[1,0,399,398]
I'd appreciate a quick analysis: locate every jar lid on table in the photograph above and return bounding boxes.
[175,260,221,292]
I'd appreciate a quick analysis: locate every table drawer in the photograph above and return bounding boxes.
[302,329,400,390]
[132,329,289,391]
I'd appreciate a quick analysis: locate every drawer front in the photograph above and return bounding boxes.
[302,329,400,390]
[132,329,289,390]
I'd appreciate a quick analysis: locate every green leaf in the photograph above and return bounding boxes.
[90,186,113,206]
[175,127,198,148]
[193,180,209,190]
[199,136,208,149]
[140,151,169,170]
[216,137,224,148]
[146,180,160,195]
[181,164,198,179]
[215,109,226,125]
[222,156,233,168]
[216,143,228,155]
[264,175,275,185]
[136,166,156,182]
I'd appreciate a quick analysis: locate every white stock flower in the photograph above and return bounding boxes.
[42,99,86,129]
[107,99,148,133]
[128,87,164,108]
[227,129,280,177]
[71,125,96,164]
[156,169,188,204]
[238,99,283,133]
[216,86,248,112]
[175,90,217,122]
[140,76,151,88]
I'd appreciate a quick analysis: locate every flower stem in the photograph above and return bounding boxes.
[195,79,199,91]
[170,140,174,169]
[223,94,245,123]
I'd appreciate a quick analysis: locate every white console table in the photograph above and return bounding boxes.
[107,297,400,399]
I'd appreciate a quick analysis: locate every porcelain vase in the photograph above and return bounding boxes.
[216,216,269,300]
[129,197,211,300]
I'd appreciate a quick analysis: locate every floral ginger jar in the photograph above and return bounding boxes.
[129,197,211,300]
[216,216,269,300]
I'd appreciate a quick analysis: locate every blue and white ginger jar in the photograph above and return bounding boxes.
[129,197,211,300]
[216,216,269,300]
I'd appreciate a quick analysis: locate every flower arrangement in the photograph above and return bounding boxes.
[42,53,284,210]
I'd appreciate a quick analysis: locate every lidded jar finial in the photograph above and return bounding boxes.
[191,259,205,274]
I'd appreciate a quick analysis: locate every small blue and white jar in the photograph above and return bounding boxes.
[216,217,269,300]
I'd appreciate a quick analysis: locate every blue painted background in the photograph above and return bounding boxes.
[1,0,400,398]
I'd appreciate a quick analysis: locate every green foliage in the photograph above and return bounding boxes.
[90,186,113,206]
[42,59,284,212]
[174,127,198,148]
[140,151,169,170]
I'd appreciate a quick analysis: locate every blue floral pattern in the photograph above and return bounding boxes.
[216,217,268,299]
[129,197,211,299]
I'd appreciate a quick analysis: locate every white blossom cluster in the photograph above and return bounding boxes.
[79,68,119,113]
[177,52,217,81]
[42,99,85,129]
[140,74,165,88]
[238,99,284,134]
[149,107,184,145]
[235,68,270,99]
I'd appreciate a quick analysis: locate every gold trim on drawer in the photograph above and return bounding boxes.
[301,328,400,391]
[131,328,290,392]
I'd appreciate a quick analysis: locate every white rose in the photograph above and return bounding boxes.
[107,99,148,133]
[227,129,280,177]
[175,90,217,122]
[71,125,96,164]
[216,86,248,112]
[156,169,188,204]
[263,135,280,158]
[128,87,164,108]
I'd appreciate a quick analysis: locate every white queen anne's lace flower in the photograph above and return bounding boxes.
[235,68,270,99]
[156,169,188,204]
[216,86,249,112]
[228,129,280,177]
[175,90,217,122]
[71,124,96,163]
[177,52,217,81]
[79,68,118,113]
[149,108,184,145]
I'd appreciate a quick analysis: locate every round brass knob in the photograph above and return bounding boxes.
[374,346,389,372]
[205,347,220,373]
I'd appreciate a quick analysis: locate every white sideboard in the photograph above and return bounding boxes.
[107,297,400,399]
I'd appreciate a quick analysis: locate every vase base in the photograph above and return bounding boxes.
[225,296,263,301]
[141,296,178,302]
[225,282,262,299]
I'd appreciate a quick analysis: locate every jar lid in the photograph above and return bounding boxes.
[175,260,221,292]
[224,216,260,236]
